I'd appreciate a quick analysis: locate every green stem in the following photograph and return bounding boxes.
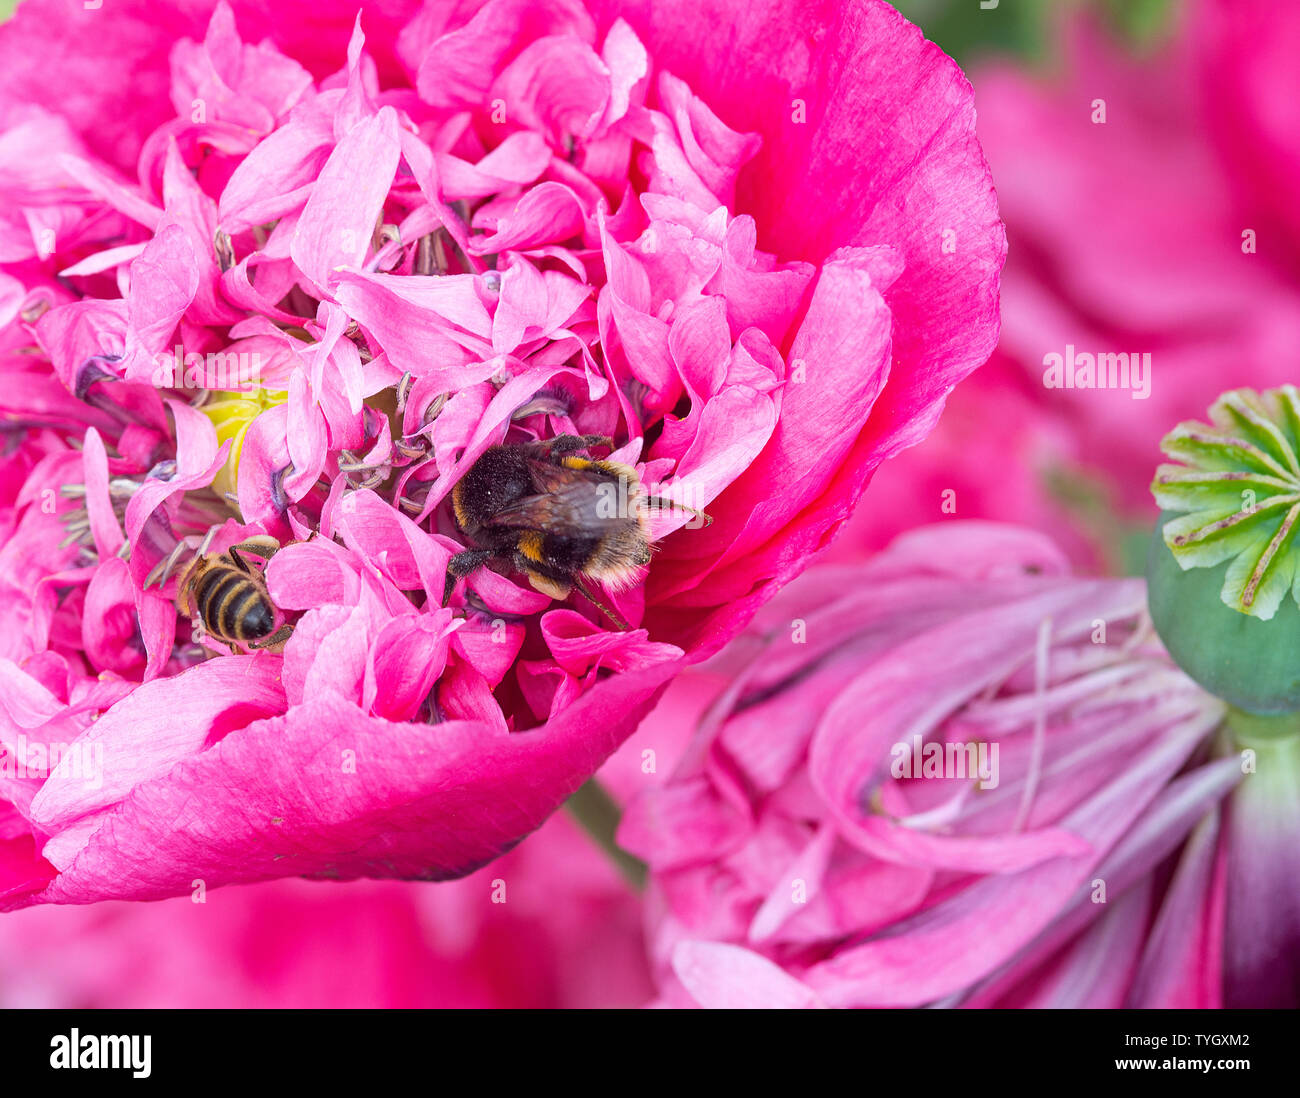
[1225,706,1300,747]
[1223,707,1300,818]
[565,779,647,891]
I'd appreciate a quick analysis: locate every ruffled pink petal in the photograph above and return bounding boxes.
[219,107,335,232]
[290,106,402,290]
[672,941,825,1009]
[803,709,1223,1006]
[412,0,596,110]
[120,223,200,382]
[80,428,126,560]
[80,558,145,676]
[0,1,418,173]
[367,612,458,722]
[28,656,285,832]
[12,664,684,906]
[489,35,611,147]
[651,248,898,603]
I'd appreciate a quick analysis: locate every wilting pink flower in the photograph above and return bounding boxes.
[0,0,1004,908]
[972,7,1300,519]
[622,523,1297,1007]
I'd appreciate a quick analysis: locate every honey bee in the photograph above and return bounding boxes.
[444,434,710,629]
[175,534,293,653]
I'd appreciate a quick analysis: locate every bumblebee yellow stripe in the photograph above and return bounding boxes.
[518,530,545,562]
[452,483,470,530]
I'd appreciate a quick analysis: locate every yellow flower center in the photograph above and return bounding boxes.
[200,388,289,504]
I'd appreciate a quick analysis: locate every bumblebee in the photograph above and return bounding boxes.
[176,534,293,653]
[445,434,709,628]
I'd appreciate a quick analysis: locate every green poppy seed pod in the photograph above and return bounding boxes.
[1147,517,1300,714]
[1147,386,1300,714]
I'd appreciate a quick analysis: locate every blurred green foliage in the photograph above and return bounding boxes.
[1042,464,1152,577]
[892,0,1051,64]
[0,0,15,21]
[1098,0,1174,47]
[893,0,1172,65]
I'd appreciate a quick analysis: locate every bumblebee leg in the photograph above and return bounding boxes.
[443,549,496,603]
[227,546,253,574]
[525,569,572,601]
[248,623,293,651]
[643,494,713,528]
[572,575,630,631]
[530,434,613,456]
[510,390,570,421]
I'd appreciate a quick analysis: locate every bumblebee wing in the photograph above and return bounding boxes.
[522,455,604,496]
[485,477,627,536]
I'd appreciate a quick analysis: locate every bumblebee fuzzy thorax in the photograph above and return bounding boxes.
[450,445,538,538]
[444,435,686,627]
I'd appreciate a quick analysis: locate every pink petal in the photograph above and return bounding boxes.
[672,941,825,1008]
[28,656,285,831]
[653,248,897,601]
[289,106,402,289]
[367,612,458,722]
[1125,810,1225,1008]
[470,181,589,254]
[80,428,125,560]
[412,0,596,109]
[18,661,683,905]
[489,35,611,148]
[803,710,1223,1006]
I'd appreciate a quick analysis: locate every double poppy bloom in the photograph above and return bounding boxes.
[0,0,1004,906]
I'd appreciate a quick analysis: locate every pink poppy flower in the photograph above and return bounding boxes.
[0,0,1004,908]
[621,522,1294,1007]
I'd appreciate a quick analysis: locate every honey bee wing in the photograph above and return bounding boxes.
[485,478,628,535]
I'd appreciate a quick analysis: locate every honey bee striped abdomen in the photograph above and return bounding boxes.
[177,535,293,653]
